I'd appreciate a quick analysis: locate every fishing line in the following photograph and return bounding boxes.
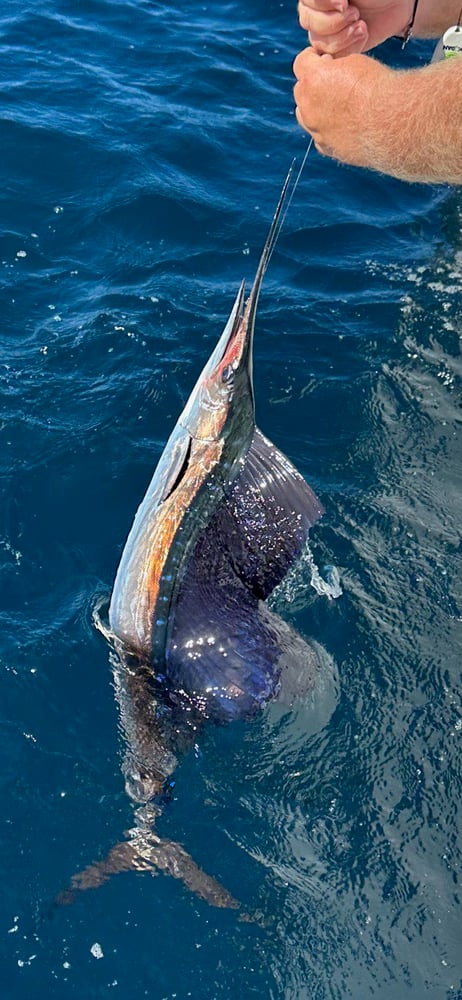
[287,137,314,207]
[264,137,314,273]
[280,136,314,236]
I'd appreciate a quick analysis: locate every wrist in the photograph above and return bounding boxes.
[350,59,396,168]
[412,0,461,38]
[360,65,415,177]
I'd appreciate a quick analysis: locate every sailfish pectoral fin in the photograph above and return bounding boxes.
[55,830,240,910]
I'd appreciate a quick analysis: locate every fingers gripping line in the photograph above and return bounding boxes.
[298,1,368,55]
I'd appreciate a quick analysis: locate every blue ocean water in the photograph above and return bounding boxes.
[1,0,461,996]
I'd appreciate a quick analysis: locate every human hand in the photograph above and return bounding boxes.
[298,1,414,55]
[298,1,369,55]
[293,46,393,165]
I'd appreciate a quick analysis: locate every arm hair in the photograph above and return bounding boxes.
[363,59,462,184]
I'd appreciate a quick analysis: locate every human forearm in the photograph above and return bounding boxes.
[293,49,462,184]
[364,59,462,183]
[413,0,462,38]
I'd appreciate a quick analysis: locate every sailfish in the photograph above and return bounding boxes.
[59,168,327,912]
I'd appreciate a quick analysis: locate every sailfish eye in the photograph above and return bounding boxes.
[221,364,234,385]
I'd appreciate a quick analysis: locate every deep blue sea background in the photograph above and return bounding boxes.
[1,1,461,997]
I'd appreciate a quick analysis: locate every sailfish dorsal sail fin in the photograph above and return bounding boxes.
[164,429,324,721]
[224,428,324,599]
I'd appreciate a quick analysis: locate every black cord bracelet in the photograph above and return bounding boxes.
[401,0,420,47]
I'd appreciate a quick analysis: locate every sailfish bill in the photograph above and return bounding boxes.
[59,165,328,913]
